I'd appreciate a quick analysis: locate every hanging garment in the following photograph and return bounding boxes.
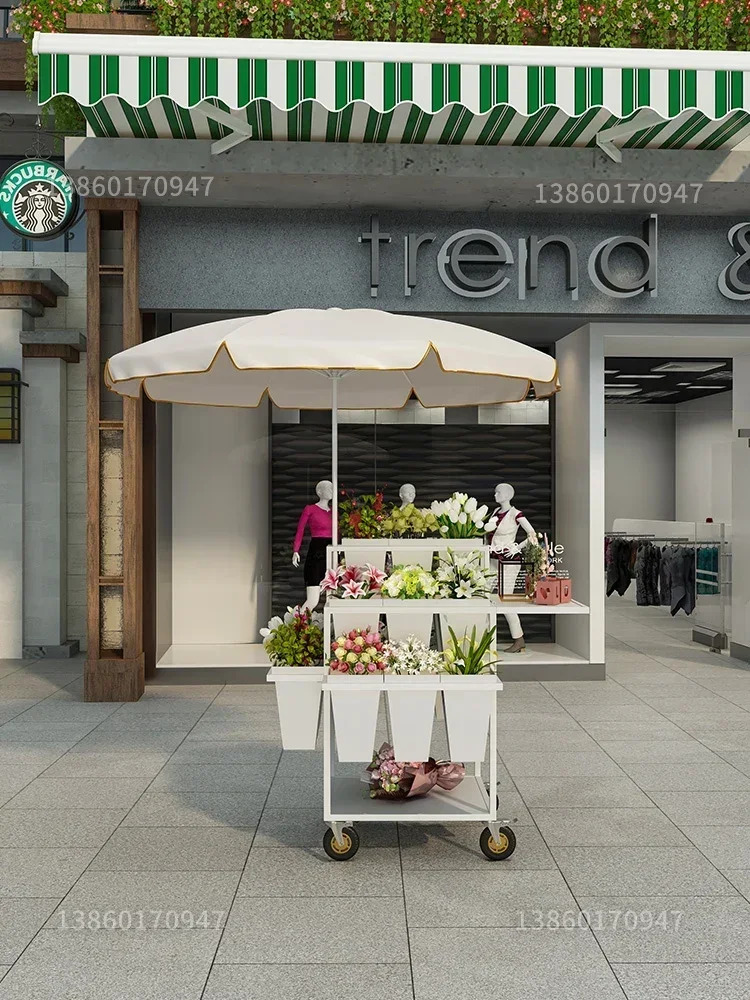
[606,538,633,597]
[635,542,661,607]
[659,547,673,606]
[665,546,696,617]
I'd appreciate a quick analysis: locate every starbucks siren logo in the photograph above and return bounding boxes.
[0,160,79,240]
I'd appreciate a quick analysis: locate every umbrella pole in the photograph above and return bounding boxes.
[331,374,338,549]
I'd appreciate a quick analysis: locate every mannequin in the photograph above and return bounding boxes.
[489,483,537,653]
[292,480,333,610]
[399,483,416,509]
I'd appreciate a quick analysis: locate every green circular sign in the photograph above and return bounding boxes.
[0,159,79,241]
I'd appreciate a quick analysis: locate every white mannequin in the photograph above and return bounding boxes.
[399,483,416,509]
[489,483,537,653]
[292,480,333,610]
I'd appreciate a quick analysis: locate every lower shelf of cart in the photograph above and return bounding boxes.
[327,774,493,823]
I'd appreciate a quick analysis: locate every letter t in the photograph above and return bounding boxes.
[359,215,391,297]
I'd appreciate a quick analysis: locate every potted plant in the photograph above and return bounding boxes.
[327,627,387,762]
[382,635,443,761]
[434,549,498,641]
[321,563,386,635]
[382,502,440,569]
[441,626,500,762]
[380,564,439,645]
[430,493,499,539]
[262,606,324,750]
[338,488,387,570]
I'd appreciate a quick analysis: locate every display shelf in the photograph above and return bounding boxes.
[498,643,589,666]
[327,773,492,823]
[334,538,489,549]
[325,596,589,614]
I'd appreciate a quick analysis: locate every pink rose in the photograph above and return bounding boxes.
[344,639,353,650]
[354,662,366,674]
[366,662,376,672]
[364,632,377,645]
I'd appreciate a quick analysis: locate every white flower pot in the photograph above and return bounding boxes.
[384,675,437,761]
[440,611,494,646]
[385,611,434,646]
[341,545,387,572]
[332,607,378,637]
[389,544,435,570]
[328,673,384,762]
[268,665,325,751]
[441,675,496,762]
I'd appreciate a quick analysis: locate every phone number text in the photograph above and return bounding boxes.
[536,182,703,205]
[75,175,214,198]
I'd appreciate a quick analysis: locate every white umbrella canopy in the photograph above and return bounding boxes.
[104,309,559,406]
[105,308,559,545]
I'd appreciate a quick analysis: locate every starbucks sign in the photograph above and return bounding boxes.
[0,160,79,241]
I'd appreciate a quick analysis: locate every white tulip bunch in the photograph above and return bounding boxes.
[430,492,499,539]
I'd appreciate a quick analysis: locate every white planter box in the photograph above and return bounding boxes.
[389,543,436,570]
[267,665,325,751]
[385,610,434,645]
[441,674,496,762]
[384,674,437,761]
[331,605,380,637]
[328,672,384,762]
[440,610,494,645]
[340,543,387,572]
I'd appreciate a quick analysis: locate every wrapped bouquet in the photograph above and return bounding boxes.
[366,743,466,799]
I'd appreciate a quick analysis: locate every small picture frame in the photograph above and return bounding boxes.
[497,560,536,602]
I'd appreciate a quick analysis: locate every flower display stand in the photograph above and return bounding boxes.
[328,539,492,572]
[266,665,325,750]
[383,674,437,761]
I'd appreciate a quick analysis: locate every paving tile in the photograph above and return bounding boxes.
[404,869,579,927]
[0,849,98,897]
[532,808,687,847]
[92,716,203,734]
[514,775,651,808]
[0,723,97,744]
[0,745,71,769]
[649,790,750,826]
[239,847,402,896]
[169,741,281,765]
[0,701,42,725]
[264,774,325,809]
[184,722,282,742]
[121,790,264,828]
[563,706,667,725]
[698,731,750,752]
[410,927,626,1000]
[0,899,59,962]
[253,808,397,849]
[0,967,8,983]
[67,731,189,753]
[597,740,718,763]
[717,752,750,777]
[4,777,151,810]
[89,827,254,871]
[612,964,750,1000]
[11,703,120,724]
[580,894,750,962]
[500,751,624,778]
[723,870,750,901]
[399,823,556,871]
[0,810,126,849]
[683,827,750,868]
[216,897,408,964]
[151,764,278,792]
[45,871,241,929]
[0,927,221,1000]
[43,752,171,778]
[578,723,693,742]
[640,695,748,716]
[203,965,413,1000]
[496,731,598,752]
[495,713,583,731]
[551,845,737,896]
[619,761,750,791]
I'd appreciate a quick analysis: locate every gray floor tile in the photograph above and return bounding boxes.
[0,927,221,1000]
[0,746,70,769]
[612,964,750,1000]
[11,703,120,724]
[92,716,203,734]
[0,849,98,897]
[264,774,325,809]
[496,731,598,752]
[597,740,719,763]
[216,897,408,964]
[4,777,151,810]
[532,808,687,847]
[551,845,738,896]
[410,927,626,1000]
[580,723,693,742]
[619,761,750,791]
[169,741,282,765]
[0,810,126,849]
[563,706,667,725]
[0,898,60,962]
[0,723,97,744]
[495,713,583,731]
[203,964,413,1000]
[122,790,265,828]
[699,731,750,751]
[67,731,189,753]
[253,809,398,849]
[717,751,750,777]
[43,752,171,779]
[723,870,750,901]
[0,967,8,983]
[89,827,254,871]
[500,751,624,778]
[151,764,278,792]
[239,847,402,896]
[514,776,651,808]
[184,722,282,741]
[399,823,556,871]
[404,869,579,927]
[683,826,750,868]
[580,894,750,962]
[649,790,750,826]
[45,871,241,929]
[0,701,43,725]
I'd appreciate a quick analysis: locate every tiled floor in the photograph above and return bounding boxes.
[1,601,750,999]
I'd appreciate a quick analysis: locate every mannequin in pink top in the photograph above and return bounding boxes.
[292,480,333,609]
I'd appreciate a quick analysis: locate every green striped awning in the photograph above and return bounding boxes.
[33,34,750,151]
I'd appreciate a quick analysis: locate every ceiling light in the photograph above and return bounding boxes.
[617,374,665,379]
[605,369,619,374]
[682,384,717,389]
[651,362,725,374]
[606,383,638,387]
[605,387,641,396]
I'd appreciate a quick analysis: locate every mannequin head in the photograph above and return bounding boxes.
[399,483,416,507]
[316,480,333,503]
[494,483,515,506]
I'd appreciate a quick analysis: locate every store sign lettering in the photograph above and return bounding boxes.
[359,215,659,301]
[718,223,750,301]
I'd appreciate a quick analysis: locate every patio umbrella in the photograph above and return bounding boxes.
[105,308,559,543]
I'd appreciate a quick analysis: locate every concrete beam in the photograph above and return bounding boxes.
[65,136,750,214]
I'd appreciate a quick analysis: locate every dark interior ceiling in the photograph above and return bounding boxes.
[604,357,732,405]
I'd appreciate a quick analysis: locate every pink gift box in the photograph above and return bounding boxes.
[535,578,561,605]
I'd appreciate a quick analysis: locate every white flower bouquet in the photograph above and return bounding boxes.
[430,493,499,539]
[383,635,444,675]
[434,550,497,599]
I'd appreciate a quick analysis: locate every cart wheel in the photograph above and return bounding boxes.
[480,826,516,861]
[323,827,360,861]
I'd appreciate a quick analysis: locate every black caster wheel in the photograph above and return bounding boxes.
[323,827,360,861]
[480,826,517,861]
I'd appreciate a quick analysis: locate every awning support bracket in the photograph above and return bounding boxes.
[595,112,664,163]
[195,100,255,154]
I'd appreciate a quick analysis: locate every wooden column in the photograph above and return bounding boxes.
[85,199,146,702]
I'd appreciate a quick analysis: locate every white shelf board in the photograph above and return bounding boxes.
[326,597,589,615]
[497,643,589,667]
[333,539,488,549]
[328,774,492,823]
[157,643,271,668]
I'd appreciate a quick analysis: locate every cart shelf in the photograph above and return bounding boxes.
[329,773,492,823]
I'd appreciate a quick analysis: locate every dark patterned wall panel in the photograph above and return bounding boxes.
[272,424,553,642]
